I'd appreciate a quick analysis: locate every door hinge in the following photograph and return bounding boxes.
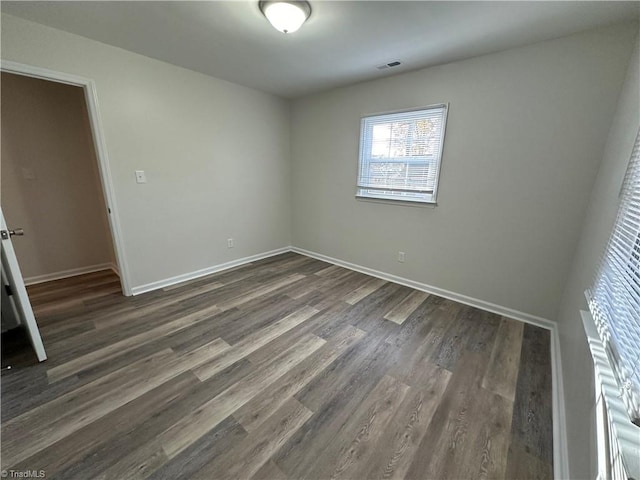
[5,284,13,296]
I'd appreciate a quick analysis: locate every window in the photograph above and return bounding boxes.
[588,129,640,426]
[357,104,448,204]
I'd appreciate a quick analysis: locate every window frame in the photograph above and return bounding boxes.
[356,104,449,205]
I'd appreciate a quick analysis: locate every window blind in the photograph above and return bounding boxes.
[357,105,448,203]
[588,128,640,426]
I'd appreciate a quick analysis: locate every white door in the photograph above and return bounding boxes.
[0,207,46,361]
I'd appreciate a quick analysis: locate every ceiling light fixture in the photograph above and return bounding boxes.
[259,1,311,34]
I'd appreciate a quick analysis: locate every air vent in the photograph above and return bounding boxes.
[376,61,402,70]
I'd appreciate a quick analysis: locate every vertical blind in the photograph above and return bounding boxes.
[588,128,640,426]
[357,105,448,203]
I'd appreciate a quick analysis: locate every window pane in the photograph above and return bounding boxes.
[357,105,448,204]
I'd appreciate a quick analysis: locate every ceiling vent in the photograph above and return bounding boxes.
[376,61,402,70]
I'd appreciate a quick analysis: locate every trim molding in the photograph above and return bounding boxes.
[24,263,117,286]
[130,247,290,296]
[109,262,120,277]
[551,326,570,480]
[291,247,555,330]
[290,246,569,479]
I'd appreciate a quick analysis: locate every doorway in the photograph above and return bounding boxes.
[1,62,130,364]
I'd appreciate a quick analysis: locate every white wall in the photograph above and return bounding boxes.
[290,23,638,321]
[556,33,640,479]
[1,14,291,290]
[1,72,116,281]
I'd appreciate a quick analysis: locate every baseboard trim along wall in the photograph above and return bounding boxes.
[127,244,569,478]
[129,247,291,296]
[109,263,120,277]
[291,247,555,330]
[24,263,118,286]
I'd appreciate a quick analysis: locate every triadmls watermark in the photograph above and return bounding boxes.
[1,470,46,478]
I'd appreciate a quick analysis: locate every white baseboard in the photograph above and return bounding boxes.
[130,247,291,296]
[290,246,569,479]
[24,263,116,286]
[109,262,120,277]
[291,246,555,330]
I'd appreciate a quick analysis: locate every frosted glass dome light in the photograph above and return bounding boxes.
[259,1,311,34]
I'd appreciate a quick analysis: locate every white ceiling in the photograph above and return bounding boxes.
[2,1,638,98]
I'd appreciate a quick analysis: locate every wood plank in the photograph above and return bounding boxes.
[404,351,492,479]
[251,460,288,480]
[233,324,366,432]
[50,361,253,480]
[293,332,389,412]
[276,339,398,478]
[383,290,430,325]
[1,368,81,423]
[47,303,221,382]
[93,281,225,330]
[196,397,313,479]
[459,388,514,480]
[246,300,351,366]
[510,324,554,465]
[160,333,326,459]
[429,303,474,371]
[1,338,230,468]
[482,317,524,401]
[346,282,405,330]
[314,264,342,277]
[343,277,387,305]
[219,294,307,345]
[363,368,452,480]
[215,273,306,311]
[193,304,319,381]
[465,310,501,353]
[506,438,554,480]
[146,416,248,480]
[311,374,410,480]
[93,439,168,480]
[9,371,200,477]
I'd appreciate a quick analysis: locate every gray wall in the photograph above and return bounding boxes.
[557,34,640,480]
[1,14,292,290]
[290,23,637,321]
[1,72,116,281]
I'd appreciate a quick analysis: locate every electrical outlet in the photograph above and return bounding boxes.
[398,251,406,263]
[227,238,234,248]
[135,170,147,184]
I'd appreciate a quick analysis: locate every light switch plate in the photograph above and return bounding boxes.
[135,170,147,184]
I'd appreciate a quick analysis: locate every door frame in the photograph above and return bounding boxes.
[1,60,133,296]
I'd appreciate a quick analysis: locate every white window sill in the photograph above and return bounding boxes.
[355,195,437,208]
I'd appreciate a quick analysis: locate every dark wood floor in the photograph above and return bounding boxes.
[1,253,553,479]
